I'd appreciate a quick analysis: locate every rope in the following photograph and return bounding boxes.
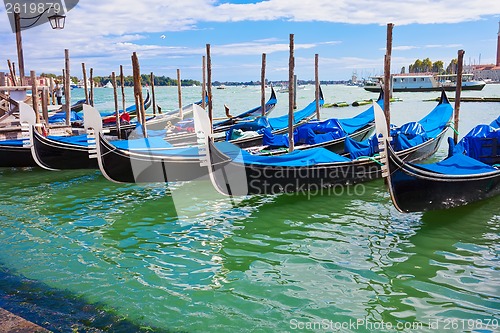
[447,121,460,136]
[355,154,383,166]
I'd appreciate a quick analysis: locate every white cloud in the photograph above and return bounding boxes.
[209,0,500,25]
[1,0,499,79]
[424,44,463,49]
[393,46,419,51]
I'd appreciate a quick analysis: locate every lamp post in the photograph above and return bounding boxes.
[13,10,66,85]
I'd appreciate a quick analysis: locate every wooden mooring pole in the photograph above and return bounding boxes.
[120,65,126,115]
[7,60,17,86]
[111,71,121,139]
[82,63,89,104]
[30,70,40,126]
[454,49,465,144]
[288,34,295,152]
[132,52,147,138]
[202,56,206,110]
[206,44,213,131]
[261,53,266,117]
[177,69,183,118]
[384,23,394,131]
[89,68,94,106]
[150,72,156,115]
[315,53,320,120]
[64,49,71,126]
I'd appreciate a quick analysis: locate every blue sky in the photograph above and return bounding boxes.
[1,0,500,82]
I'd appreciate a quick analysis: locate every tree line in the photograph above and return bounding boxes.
[40,73,201,87]
[403,58,459,74]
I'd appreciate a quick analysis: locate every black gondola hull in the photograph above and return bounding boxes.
[386,144,500,212]
[32,130,97,170]
[0,145,36,167]
[98,133,207,183]
[208,130,447,195]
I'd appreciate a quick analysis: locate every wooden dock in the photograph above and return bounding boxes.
[0,307,50,333]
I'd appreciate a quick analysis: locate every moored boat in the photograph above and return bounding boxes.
[364,73,486,92]
[203,91,453,196]
[85,103,213,183]
[377,111,500,212]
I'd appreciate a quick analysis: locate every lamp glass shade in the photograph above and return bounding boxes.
[48,14,66,30]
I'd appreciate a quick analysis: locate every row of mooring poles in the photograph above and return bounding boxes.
[382,23,463,143]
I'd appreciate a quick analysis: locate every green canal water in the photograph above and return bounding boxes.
[0,85,499,332]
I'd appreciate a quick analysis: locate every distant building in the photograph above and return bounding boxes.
[470,21,500,82]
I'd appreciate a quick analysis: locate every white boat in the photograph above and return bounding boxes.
[364,73,486,92]
[103,81,113,88]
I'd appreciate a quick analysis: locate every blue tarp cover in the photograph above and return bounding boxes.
[344,135,379,159]
[48,134,89,147]
[225,99,322,140]
[490,115,500,129]
[217,141,349,167]
[418,101,453,138]
[415,153,497,175]
[126,145,201,157]
[345,100,452,159]
[0,138,27,147]
[391,122,429,151]
[263,118,345,148]
[337,100,380,135]
[226,117,271,140]
[110,136,173,150]
[48,111,84,124]
[262,127,291,148]
[452,124,500,164]
[267,99,323,130]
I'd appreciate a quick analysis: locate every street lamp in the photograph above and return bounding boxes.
[13,10,66,85]
[48,13,66,30]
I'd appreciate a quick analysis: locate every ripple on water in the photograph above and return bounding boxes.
[0,147,499,332]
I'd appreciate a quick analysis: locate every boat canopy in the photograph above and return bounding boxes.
[414,153,497,175]
[218,141,349,166]
[225,98,321,141]
[337,100,380,135]
[490,116,500,129]
[109,136,174,150]
[267,98,323,130]
[48,134,89,147]
[0,138,27,147]
[344,97,452,159]
[451,124,500,164]
[48,110,84,124]
[417,100,454,138]
[262,118,345,148]
[262,99,379,149]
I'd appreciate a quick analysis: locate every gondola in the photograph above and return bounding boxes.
[161,87,278,145]
[219,88,323,149]
[29,93,209,170]
[0,103,38,167]
[0,139,37,167]
[256,90,384,155]
[212,86,278,132]
[377,108,500,212]
[31,130,98,170]
[29,92,273,171]
[0,93,151,169]
[48,91,152,138]
[85,103,213,183]
[204,91,454,196]
[87,90,379,184]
